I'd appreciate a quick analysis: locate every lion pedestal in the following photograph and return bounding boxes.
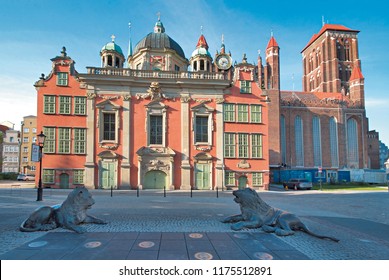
[222,188,339,242]
[20,187,106,233]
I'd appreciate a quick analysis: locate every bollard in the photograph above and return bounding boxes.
[190,187,193,198]
[216,187,219,198]
[137,186,139,197]
[164,186,166,197]
[111,185,113,197]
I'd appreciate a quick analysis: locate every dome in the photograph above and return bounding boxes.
[133,20,185,59]
[133,32,186,59]
[191,47,212,58]
[101,42,124,56]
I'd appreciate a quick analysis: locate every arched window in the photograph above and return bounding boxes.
[347,118,359,168]
[295,115,304,167]
[280,115,287,164]
[329,117,339,167]
[345,40,350,61]
[312,116,322,167]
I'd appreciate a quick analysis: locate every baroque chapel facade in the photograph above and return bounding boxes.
[34,19,371,189]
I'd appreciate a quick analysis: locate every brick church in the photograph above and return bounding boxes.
[34,18,373,190]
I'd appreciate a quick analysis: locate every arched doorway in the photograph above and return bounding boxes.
[59,173,69,189]
[238,176,248,190]
[144,170,167,189]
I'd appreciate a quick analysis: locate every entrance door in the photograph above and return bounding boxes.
[238,176,247,189]
[100,162,116,189]
[59,173,69,189]
[195,163,210,190]
[144,170,166,189]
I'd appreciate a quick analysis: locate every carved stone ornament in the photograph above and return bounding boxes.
[196,145,212,152]
[194,98,212,104]
[87,91,97,99]
[123,95,131,101]
[180,96,191,103]
[215,97,225,104]
[99,143,119,150]
[237,160,251,169]
[137,82,162,100]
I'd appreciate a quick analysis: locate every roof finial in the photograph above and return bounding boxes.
[200,25,203,34]
[271,29,274,37]
[221,34,224,44]
[322,15,325,27]
[111,34,116,42]
[157,11,161,21]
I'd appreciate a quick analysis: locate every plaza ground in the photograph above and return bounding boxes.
[0,181,389,260]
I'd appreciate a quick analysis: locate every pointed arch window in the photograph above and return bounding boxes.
[347,118,359,168]
[280,115,287,164]
[329,117,339,167]
[294,115,304,167]
[312,116,322,167]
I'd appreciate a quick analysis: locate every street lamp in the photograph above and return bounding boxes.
[37,131,46,201]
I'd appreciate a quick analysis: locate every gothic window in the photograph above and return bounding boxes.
[312,116,322,167]
[329,117,339,167]
[294,115,304,167]
[345,40,350,61]
[346,65,352,81]
[336,40,343,61]
[338,64,343,81]
[149,115,163,145]
[280,115,287,164]
[347,118,359,167]
[57,72,68,86]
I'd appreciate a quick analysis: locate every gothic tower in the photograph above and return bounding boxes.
[264,35,280,90]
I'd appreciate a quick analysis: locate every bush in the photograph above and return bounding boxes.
[0,173,18,180]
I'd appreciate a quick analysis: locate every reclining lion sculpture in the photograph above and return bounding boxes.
[20,186,106,233]
[222,188,339,242]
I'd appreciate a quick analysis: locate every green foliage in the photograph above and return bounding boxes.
[0,173,18,180]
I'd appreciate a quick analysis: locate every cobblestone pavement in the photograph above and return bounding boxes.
[0,184,389,260]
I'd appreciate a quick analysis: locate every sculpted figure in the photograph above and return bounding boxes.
[20,187,106,233]
[222,188,339,242]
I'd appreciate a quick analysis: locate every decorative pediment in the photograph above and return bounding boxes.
[96,99,121,110]
[97,150,118,159]
[136,146,176,157]
[194,152,213,161]
[191,103,214,113]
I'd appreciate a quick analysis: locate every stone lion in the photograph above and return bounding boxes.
[222,188,339,242]
[20,187,106,233]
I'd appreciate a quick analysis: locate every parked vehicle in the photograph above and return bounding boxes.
[283,178,312,190]
[17,174,35,181]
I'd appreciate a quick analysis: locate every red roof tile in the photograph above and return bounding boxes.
[301,24,359,52]
[196,34,209,50]
[266,36,278,49]
[349,65,364,80]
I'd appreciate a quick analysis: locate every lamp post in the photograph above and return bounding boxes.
[37,131,46,201]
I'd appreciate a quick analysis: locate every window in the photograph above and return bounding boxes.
[23,156,28,162]
[280,115,287,164]
[251,134,263,158]
[149,115,163,145]
[73,170,84,184]
[240,81,251,93]
[74,97,86,115]
[237,104,248,122]
[250,105,262,123]
[329,117,339,167]
[24,128,29,133]
[238,133,249,158]
[223,104,235,122]
[347,118,359,167]
[32,128,37,133]
[43,95,56,114]
[295,116,304,166]
[195,116,208,143]
[224,133,236,158]
[174,65,180,71]
[23,147,28,153]
[57,72,68,86]
[59,96,71,114]
[103,113,116,141]
[225,172,235,186]
[312,116,322,167]
[58,128,71,154]
[43,169,55,183]
[43,127,55,153]
[23,137,29,143]
[252,173,263,186]
[74,128,86,154]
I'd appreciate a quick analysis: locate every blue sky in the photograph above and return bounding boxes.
[1,0,388,144]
